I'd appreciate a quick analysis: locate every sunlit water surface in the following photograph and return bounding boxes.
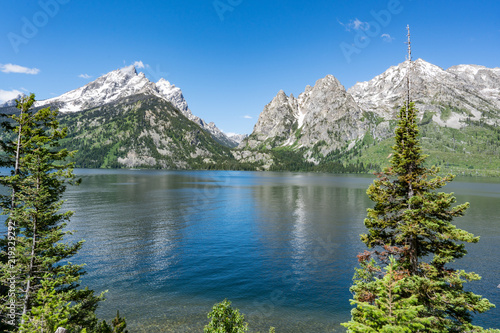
[9,169,500,331]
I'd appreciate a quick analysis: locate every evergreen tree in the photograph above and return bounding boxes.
[94,311,128,333]
[343,27,496,332]
[344,256,435,332]
[0,94,104,331]
[18,274,72,332]
[111,311,128,333]
[204,299,249,333]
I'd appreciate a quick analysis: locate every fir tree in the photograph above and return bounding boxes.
[204,299,249,333]
[344,257,435,332]
[0,94,104,331]
[343,27,496,332]
[111,311,128,333]
[95,311,128,333]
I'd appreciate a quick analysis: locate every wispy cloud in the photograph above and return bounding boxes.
[352,18,370,30]
[0,89,23,103]
[133,61,147,69]
[1,63,40,74]
[78,74,92,79]
[381,33,394,42]
[243,115,252,119]
[337,19,348,30]
[338,18,370,32]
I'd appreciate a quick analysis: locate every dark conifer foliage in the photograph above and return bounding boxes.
[0,94,103,332]
[343,27,496,332]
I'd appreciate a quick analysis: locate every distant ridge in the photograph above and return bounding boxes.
[236,59,500,175]
[33,65,239,147]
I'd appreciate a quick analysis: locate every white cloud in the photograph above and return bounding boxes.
[78,74,91,79]
[0,89,23,103]
[337,19,348,30]
[381,33,394,42]
[352,18,369,30]
[133,61,146,69]
[338,18,370,32]
[0,63,40,75]
[243,115,252,119]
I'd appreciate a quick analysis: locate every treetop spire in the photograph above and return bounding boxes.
[405,24,412,110]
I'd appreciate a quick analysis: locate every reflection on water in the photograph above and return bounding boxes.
[291,187,308,279]
[49,170,500,331]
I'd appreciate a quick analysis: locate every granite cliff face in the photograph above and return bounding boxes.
[294,75,366,158]
[243,89,297,149]
[240,59,500,168]
[241,75,367,158]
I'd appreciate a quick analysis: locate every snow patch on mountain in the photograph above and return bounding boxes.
[226,133,248,144]
[348,59,500,129]
[36,66,157,112]
[155,78,190,115]
[447,64,500,104]
[241,74,365,155]
[35,65,239,147]
[0,93,25,107]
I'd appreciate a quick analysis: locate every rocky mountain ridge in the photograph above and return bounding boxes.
[241,59,500,160]
[55,93,236,169]
[33,65,239,147]
[241,75,367,160]
[0,93,25,108]
[1,59,498,174]
[348,59,500,128]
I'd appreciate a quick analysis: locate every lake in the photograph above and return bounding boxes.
[58,170,500,331]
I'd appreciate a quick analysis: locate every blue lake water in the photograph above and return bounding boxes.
[23,170,500,331]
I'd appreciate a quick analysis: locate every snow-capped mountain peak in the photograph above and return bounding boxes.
[156,77,173,88]
[348,59,500,129]
[34,65,240,147]
[446,64,500,101]
[413,58,443,76]
[119,64,138,77]
[155,78,190,115]
[35,65,155,112]
[348,59,452,118]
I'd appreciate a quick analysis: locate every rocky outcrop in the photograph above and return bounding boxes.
[242,90,298,150]
[240,75,368,157]
[348,59,500,129]
[294,75,366,155]
[241,59,500,164]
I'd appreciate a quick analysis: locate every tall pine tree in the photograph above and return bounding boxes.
[0,94,104,332]
[343,27,496,332]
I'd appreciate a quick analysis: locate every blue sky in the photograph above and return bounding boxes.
[1,0,499,135]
